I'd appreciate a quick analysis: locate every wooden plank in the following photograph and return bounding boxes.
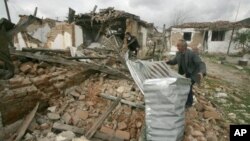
[0,112,3,128]
[52,122,85,134]
[14,102,39,141]
[68,8,75,23]
[106,34,127,69]
[22,47,70,54]
[11,50,131,80]
[94,132,124,141]
[100,93,145,109]
[85,97,121,139]
[84,48,115,52]
[0,119,23,141]
[66,56,107,60]
[52,123,123,141]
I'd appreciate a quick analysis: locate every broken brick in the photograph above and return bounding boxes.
[203,111,221,120]
[75,109,88,120]
[19,62,33,73]
[100,126,115,136]
[115,130,130,140]
[118,122,127,130]
[62,112,72,124]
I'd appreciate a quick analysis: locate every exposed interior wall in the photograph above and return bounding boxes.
[29,23,51,44]
[139,26,148,48]
[126,18,139,37]
[13,20,84,50]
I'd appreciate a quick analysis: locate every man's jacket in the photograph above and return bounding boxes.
[167,49,206,83]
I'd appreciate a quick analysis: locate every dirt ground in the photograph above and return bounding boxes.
[205,57,250,92]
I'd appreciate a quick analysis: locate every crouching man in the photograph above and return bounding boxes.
[166,39,206,107]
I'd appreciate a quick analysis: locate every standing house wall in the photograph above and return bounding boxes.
[170,27,250,54]
[206,30,232,53]
[207,28,250,53]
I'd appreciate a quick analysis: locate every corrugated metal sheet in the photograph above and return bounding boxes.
[126,59,191,141]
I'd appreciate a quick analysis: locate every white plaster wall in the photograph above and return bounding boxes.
[51,34,64,49]
[16,33,27,50]
[50,32,73,50]
[29,23,51,43]
[29,43,38,48]
[64,32,72,48]
[75,25,83,47]
[207,30,242,53]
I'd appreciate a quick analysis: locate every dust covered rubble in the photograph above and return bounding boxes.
[20,73,144,141]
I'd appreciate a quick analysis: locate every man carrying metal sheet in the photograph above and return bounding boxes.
[166,39,206,107]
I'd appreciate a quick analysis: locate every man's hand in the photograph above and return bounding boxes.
[197,72,203,85]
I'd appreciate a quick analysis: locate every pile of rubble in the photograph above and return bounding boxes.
[24,73,144,141]
[183,84,229,141]
[0,51,145,141]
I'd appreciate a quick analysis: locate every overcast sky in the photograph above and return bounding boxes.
[1,0,250,29]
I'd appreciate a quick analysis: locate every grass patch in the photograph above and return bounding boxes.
[202,76,250,124]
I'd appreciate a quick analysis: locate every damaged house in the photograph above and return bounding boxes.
[13,7,154,56]
[0,7,160,141]
[167,19,250,54]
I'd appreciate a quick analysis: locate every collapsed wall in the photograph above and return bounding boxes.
[0,60,86,126]
[0,59,146,141]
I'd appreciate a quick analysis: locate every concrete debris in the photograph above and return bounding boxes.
[56,131,76,141]
[214,92,228,98]
[47,113,60,120]
[61,113,72,124]
[228,113,237,119]
[235,65,243,70]
[48,106,57,113]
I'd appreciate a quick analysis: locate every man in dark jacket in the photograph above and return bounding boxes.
[167,39,206,107]
[125,32,140,58]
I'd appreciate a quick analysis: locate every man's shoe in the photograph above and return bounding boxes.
[185,103,192,109]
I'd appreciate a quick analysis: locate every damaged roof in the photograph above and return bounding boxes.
[171,19,250,29]
[75,7,153,28]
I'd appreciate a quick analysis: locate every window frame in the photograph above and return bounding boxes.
[211,30,226,41]
[183,32,192,41]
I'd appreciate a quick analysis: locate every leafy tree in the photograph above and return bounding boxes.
[233,30,250,52]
